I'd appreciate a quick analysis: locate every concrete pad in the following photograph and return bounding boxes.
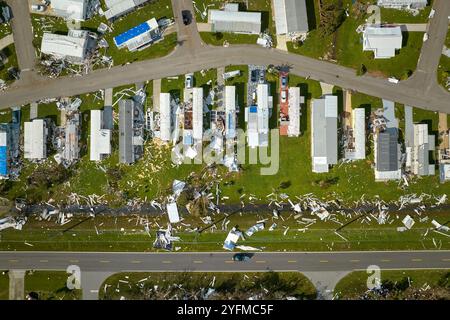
[81,271,114,300]
[400,24,428,32]
[104,88,113,108]
[197,23,212,32]
[320,82,334,95]
[216,67,225,110]
[0,34,14,51]
[29,102,38,120]
[9,269,26,300]
[276,34,288,51]
[343,90,353,129]
[153,79,161,112]
[303,271,351,300]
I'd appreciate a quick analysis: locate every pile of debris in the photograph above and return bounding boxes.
[0,215,26,231]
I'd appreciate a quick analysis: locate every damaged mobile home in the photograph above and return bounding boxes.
[119,99,144,164]
[40,29,97,65]
[90,109,112,161]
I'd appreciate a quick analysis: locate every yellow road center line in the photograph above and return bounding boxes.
[39,260,48,263]
[381,259,391,262]
[69,260,79,263]
[319,260,328,263]
[225,260,234,263]
[8,259,18,263]
[255,260,266,263]
[193,260,203,264]
[442,258,450,262]
[131,260,141,264]
[99,260,110,263]
[162,260,172,264]
[287,260,297,263]
[411,258,422,262]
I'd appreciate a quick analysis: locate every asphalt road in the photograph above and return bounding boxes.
[0,251,449,272]
[0,1,449,112]
[5,0,37,84]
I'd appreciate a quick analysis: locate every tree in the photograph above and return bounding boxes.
[318,1,346,36]
[357,64,367,76]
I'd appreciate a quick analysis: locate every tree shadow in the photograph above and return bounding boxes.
[305,0,317,30]
[298,83,310,134]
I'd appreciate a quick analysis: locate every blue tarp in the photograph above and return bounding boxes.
[249,106,257,113]
[114,21,151,46]
[0,146,8,176]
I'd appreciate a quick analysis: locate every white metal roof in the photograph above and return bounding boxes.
[51,0,88,21]
[273,0,309,35]
[24,120,47,160]
[41,32,88,61]
[209,9,261,34]
[363,25,402,59]
[377,0,428,8]
[311,96,338,172]
[0,131,6,146]
[192,88,203,141]
[382,99,399,128]
[105,0,149,20]
[225,86,236,139]
[90,110,111,161]
[159,93,171,142]
[352,108,366,160]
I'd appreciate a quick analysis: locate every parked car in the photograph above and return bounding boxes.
[281,90,287,103]
[281,75,288,89]
[388,77,399,84]
[259,70,265,83]
[250,69,258,82]
[31,4,46,12]
[182,10,192,25]
[185,73,194,89]
[233,253,252,262]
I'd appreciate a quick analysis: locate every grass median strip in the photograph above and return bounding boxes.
[334,269,450,300]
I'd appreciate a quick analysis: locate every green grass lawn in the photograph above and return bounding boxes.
[200,32,259,46]
[162,76,184,100]
[100,272,316,300]
[196,0,276,46]
[30,0,176,71]
[351,91,382,110]
[1,71,449,209]
[0,210,449,252]
[335,17,423,79]
[224,65,248,123]
[25,271,81,300]
[286,0,333,60]
[0,44,18,84]
[0,271,8,300]
[288,0,427,78]
[437,30,450,90]
[379,1,433,24]
[335,269,449,300]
